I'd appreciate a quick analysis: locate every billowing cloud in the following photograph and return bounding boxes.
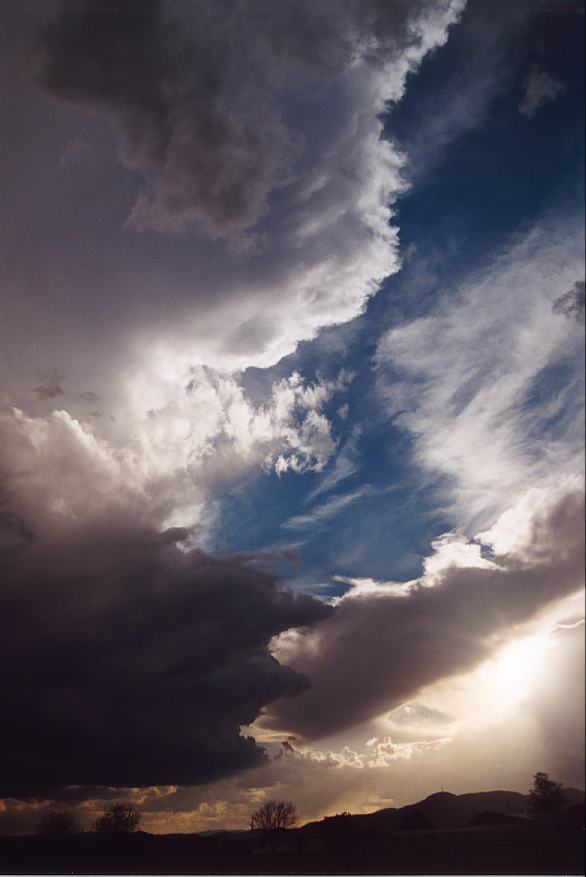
[1,0,582,837]
[0,369,346,539]
[0,366,343,799]
[34,0,466,247]
[37,0,297,245]
[0,1,471,812]
[1,0,464,414]
[263,481,585,740]
[0,524,331,797]
[1,596,582,831]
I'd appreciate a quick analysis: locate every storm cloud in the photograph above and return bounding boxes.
[265,483,585,740]
[34,0,455,243]
[1,0,582,836]
[0,525,330,797]
[37,0,296,244]
[0,0,464,416]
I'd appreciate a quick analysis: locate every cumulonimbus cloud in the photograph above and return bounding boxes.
[1,0,465,416]
[0,525,331,797]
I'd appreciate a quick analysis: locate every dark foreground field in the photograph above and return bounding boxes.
[1,819,583,875]
[1,791,584,875]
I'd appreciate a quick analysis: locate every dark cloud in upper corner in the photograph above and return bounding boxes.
[35,0,295,245]
[553,280,585,321]
[32,0,453,249]
[0,524,331,798]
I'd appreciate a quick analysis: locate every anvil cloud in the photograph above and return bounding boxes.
[0,0,583,832]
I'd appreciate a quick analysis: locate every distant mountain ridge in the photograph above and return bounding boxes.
[299,787,585,835]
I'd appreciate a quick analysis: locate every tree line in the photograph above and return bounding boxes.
[36,772,573,837]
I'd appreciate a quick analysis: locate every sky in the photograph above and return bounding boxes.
[0,0,584,835]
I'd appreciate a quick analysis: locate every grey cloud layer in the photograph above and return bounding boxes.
[375,219,585,529]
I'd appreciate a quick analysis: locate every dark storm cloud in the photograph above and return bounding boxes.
[553,280,585,321]
[33,0,441,245]
[36,0,295,243]
[265,486,585,740]
[0,524,331,798]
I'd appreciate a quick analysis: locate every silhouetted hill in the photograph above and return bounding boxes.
[303,786,584,836]
[301,788,534,836]
[0,787,583,874]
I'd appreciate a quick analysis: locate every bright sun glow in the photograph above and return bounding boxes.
[490,632,554,707]
[381,626,563,740]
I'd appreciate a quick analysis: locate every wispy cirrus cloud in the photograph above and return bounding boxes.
[306,426,363,502]
[375,215,584,529]
[283,485,375,531]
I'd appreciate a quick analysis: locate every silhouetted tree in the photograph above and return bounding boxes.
[530,772,565,815]
[37,810,79,836]
[250,800,297,852]
[94,802,141,833]
[250,800,297,831]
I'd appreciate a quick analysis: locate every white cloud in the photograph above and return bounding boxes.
[375,216,585,530]
[365,736,452,766]
[283,485,374,531]
[331,575,416,601]
[0,369,347,539]
[307,426,362,501]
